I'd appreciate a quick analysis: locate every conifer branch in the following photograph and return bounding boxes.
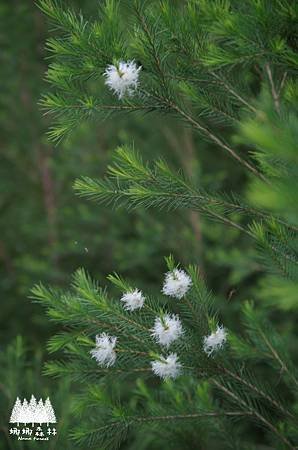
[257,328,298,389]
[212,380,295,450]
[72,410,254,447]
[220,365,293,419]
[134,411,253,422]
[130,5,265,181]
[140,85,267,183]
[209,71,258,114]
[171,36,258,114]
[134,3,168,93]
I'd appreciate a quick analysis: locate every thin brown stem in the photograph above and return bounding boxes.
[209,197,298,233]
[42,104,162,115]
[265,63,281,114]
[170,102,268,183]
[258,329,298,389]
[210,71,257,114]
[87,317,148,348]
[200,205,253,237]
[116,349,149,357]
[278,71,287,96]
[108,184,253,238]
[114,310,149,333]
[93,367,151,374]
[135,411,253,423]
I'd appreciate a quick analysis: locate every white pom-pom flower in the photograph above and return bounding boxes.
[151,353,182,380]
[203,325,227,356]
[90,333,117,367]
[151,314,183,348]
[162,269,192,299]
[104,60,141,99]
[120,289,145,311]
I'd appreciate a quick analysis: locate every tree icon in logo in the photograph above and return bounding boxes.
[9,397,22,426]
[44,397,56,425]
[9,396,57,426]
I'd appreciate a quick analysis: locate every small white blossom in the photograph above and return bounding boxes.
[203,325,227,356]
[151,314,183,348]
[90,333,117,367]
[120,289,145,311]
[162,269,192,299]
[104,60,141,99]
[151,353,182,380]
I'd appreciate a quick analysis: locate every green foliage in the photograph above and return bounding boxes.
[38,0,127,142]
[39,0,297,182]
[33,261,298,449]
[75,142,298,293]
[1,0,208,348]
[12,0,298,449]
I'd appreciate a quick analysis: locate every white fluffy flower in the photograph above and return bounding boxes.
[162,269,192,299]
[120,289,145,311]
[151,353,182,380]
[90,333,117,367]
[151,314,183,348]
[104,60,141,99]
[203,325,227,356]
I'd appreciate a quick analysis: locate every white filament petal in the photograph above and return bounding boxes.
[120,289,145,311]
[162,269,192,299]
[90,332,117,367]
[151,353,182,379]
[104,60,141,99]
[203,325,227,356]
[151,314,183,347]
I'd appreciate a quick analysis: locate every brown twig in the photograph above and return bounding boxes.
[258,329,298,389]
[169,102,268,184]
[278,71,288,96]
[135,411,253,423]
[210,70,258,114]
[265,63,281,114]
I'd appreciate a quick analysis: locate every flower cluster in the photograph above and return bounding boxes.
[90,267,227,380]
[104,60,141,99]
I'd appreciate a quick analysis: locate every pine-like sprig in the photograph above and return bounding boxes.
[32,259,297,449]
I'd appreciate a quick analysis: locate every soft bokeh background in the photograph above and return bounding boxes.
[0,1,260,448]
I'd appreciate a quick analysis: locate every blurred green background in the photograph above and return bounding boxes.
[0,1,261,448]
